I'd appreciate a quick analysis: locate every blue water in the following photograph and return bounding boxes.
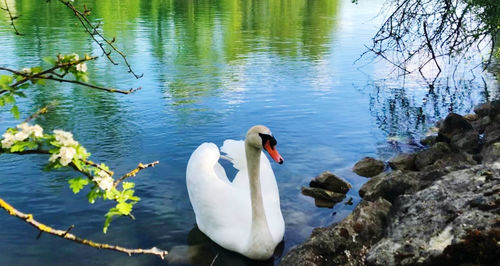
[0,0,496,265]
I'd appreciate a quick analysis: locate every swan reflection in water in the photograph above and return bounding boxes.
[166,225,284,266]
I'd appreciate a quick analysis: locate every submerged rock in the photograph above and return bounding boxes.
[352,157,385,177]
[301,187,345,203]
[420,135,437,146]
[309,171,351,194]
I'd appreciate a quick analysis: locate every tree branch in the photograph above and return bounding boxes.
[114,161,159,188]
[0,197,168,260]
[58,0,143,79]
[1,0,23,35]
[24,101,58,123]
[0,58,140,95]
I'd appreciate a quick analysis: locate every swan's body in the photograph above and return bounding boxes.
[186,126,285,260]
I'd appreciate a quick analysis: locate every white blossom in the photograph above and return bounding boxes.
[13,131,29,142]
[21,68,31,74]
[75,62,87,73]
[31,125,43,138]
[93,170,114,191]
[1,123,44,149]
[49,146,76,166]
[71,53,79,61]
[1,132,15,149]
[53,130,78,146]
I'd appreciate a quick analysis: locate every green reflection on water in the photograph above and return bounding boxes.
[4,0,339,108]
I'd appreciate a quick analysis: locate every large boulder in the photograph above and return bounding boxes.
[366,164,500,265]
[352,157,385,177]
[279,198,392,266]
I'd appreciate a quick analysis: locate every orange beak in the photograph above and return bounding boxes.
[264,141,284,164]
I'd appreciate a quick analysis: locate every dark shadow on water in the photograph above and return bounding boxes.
[166,225,284,266]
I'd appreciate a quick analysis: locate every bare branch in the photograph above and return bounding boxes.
[58,0,143,79]
[114,161,160,188]
[1,0,23,35]
[0,197,168,260]
[24,101,58,123]
[0,56,140,95]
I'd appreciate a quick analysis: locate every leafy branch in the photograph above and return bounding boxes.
[0,53,140,119]
[0,197,168,259]
[57,0,144,79]
[0,121,158,233]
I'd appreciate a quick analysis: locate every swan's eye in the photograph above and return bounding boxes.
[259,133,277,149]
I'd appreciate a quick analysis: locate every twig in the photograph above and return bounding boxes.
[43,75,140,94]
[1,0,23,35]
[114,161,159,188]
[0,60,140,95]
[0,197,168,259]
[82,159,114,176]
[24,101,58,123]
[58,0,143,79]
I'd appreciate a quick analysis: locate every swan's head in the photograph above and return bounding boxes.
[246,125,284,164]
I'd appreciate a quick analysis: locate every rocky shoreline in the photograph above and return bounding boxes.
[280,101,500,265]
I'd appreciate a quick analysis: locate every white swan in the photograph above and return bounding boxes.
[186,125,285,260]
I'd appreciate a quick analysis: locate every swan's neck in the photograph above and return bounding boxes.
[245,141,274,258]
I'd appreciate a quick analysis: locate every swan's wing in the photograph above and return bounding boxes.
[186,142,251,253]
[220,139,246,171]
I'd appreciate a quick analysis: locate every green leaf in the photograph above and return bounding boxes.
[68,177,89,194]
[31,66,43,74]
[104,188,119,200]
[4,94,15,104]
[13,91,27,98]
[10,105,20,119]
[103,207,122,234]
[122,182,134,190]
[43,56,56,65]
[72,158,83,171]
[116,202,132,215]
[0,75,13,86]
[87,186,102,204]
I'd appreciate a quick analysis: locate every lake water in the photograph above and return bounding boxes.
[0,0,497,265]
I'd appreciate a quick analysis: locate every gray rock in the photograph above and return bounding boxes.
[359,170,416,202]
[481,142,500,163]
[463,113,479,121]
[474,102,491,117]
[279,198,391,266]
[437,113,474,143]
[414,142,451,170]
[309,171,351,194]
[488,100,500,118]
[483,122,500,145]
[366,164,500,265]
[388,153,416,171]
[301,187,346,202]
[471,115,491,133]
[352,157,385,177]
[420,135,437,146]
[450,130,480,154]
